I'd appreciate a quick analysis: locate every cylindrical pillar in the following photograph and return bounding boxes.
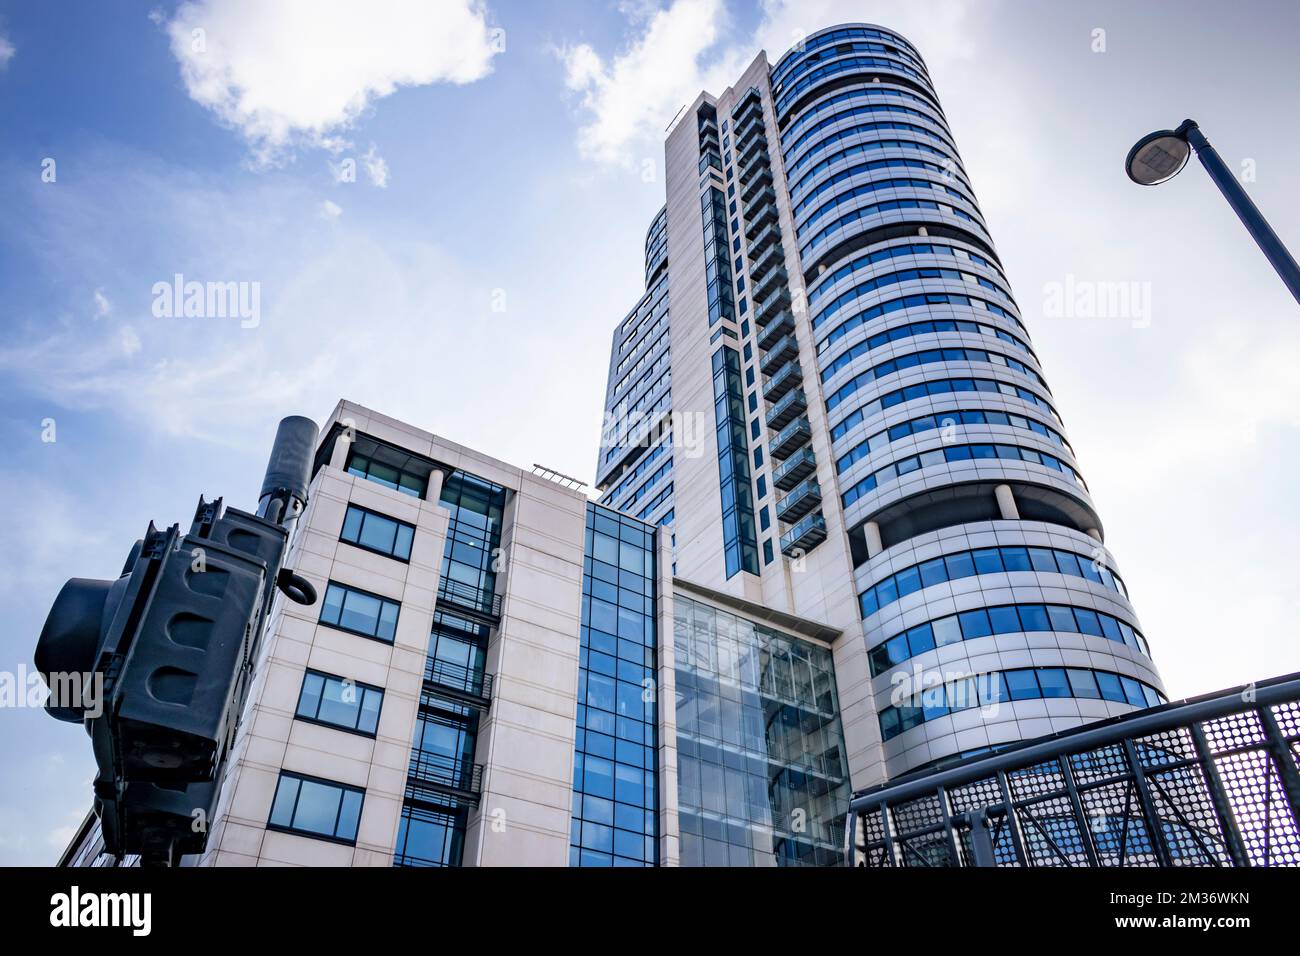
[994,484,1019,520]
[863,520,883,558]
[428,467,447,506]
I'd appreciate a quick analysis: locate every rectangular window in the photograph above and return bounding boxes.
[340,505,415,561]
[346,450,427,498]
[296,670,384,736]
[320,581,400,642]
[268,771,365,844]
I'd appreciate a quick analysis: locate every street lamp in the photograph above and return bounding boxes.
[1126,119,1300,305]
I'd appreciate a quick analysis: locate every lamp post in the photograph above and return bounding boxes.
[1126,119,1300,306]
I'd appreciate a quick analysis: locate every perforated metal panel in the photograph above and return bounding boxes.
[847,675,1300,867]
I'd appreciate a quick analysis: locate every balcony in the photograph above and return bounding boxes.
[773,445,817,490]
[748,240,784,283]
[762,360,802,404]
[738,151,767,186]
[424,656,493,711]
[737,133,767,167]
[756,306,794,350]
[754,286,792,327]
[732,96,762,130]
[746,222,780,257]
[740,165,773,203]
[776,477,822,524]
[759,332,798,375]
[765,388,807,430]
[699,130,719,153]
[770,415,812,460]
[436,579,502,624]
[751,263,788,304]
[698,116,718,136]
[742,185,776,223]
[735,113,765,148]
[781,511,828,556]
[406,748,484,805]
[744,201,777,239]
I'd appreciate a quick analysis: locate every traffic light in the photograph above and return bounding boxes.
[34,416,320,865]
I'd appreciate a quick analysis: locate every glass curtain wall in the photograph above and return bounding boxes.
[673,595,850,866]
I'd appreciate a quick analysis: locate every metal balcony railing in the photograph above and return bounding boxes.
[756,304,794,350]
[754,286,792,326]
[744,201,778,239]
[732,96,763,132]
[759,332,798,375]
[735,113,764,148]
[846,672,1300,868]
[737,133,767,167]
[780,511,827,556]
[773,445,817,490]
[752,265,789,307]
[749,241,785,284]
[747,222,780,257]
[770,415,812,461]
[406,751,484,803]
[424,657,493,709]
[776,478,822,524]
[738,151,767,186]
[436,580,502,622]
[762,360,801,404]
[765,388,807,431]
[740,165,773,203]
[742,186,776,223]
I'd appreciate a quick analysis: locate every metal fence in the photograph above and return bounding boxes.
[846,673,1300,867]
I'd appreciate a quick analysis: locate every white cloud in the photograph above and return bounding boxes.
[92,289,111,317]
[119,325,142,356]
[320,198,343,219]
[559,0,745,166]
[558,0,981,166]
[361,144,390,187]
[162,0,502,165]
[0,32,13,71]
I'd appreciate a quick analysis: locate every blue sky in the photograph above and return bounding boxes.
[1,0,1298,864]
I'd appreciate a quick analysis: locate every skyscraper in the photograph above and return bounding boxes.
[60,22,1170,870]
[596,21,1166,793]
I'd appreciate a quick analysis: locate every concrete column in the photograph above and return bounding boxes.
[994,483,1019,520]
[863,520,883,557]
[427,467,447,506]
[328,430,351,470]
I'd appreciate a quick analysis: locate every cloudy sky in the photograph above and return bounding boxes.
[1,0,1297,864]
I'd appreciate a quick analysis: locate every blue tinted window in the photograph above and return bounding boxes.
[987,605,1021,634]
[268,772,364,844]
[1005,670,1041,700]
[340,505,415,561]
[958,609,992,639]
[296,670,383,735]
[1037,668,1070,698]
[319,581,400,642]
[573,504,657,866]
[1096,672,1126,703]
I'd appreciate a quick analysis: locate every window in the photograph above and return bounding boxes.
[868,600,1150,676]
[1004,669,1041,701]
[319,581,400,642]
[296,670,384,736]
[340,505,415,561]
[346,450,427,498]
[268,772,364,844]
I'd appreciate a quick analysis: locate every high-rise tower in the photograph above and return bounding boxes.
[596,22,1166,787]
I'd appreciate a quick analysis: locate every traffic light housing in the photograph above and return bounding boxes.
[34,416,319,864]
